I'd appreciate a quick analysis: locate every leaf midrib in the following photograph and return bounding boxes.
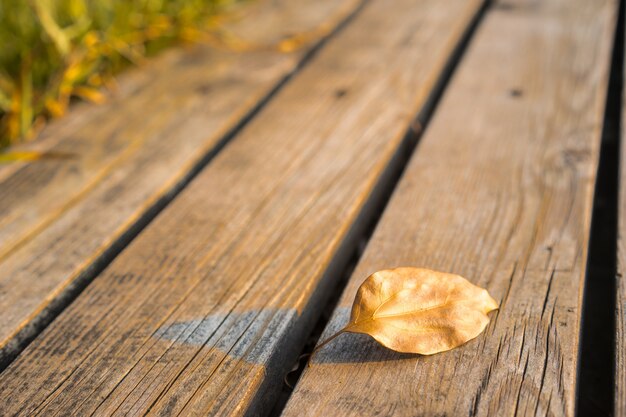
[370,295,456,320]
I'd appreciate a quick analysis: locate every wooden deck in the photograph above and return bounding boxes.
[0,0,622,415]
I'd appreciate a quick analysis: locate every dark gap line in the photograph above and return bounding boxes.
[265,2,492,416]
[577,0,623,415]
[0,0,369,372]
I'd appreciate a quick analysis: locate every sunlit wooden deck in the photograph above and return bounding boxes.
[0,0,622,415]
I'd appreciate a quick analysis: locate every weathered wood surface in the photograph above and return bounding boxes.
[0,0,485,415]
[282,0,618,416]
[0,0,361,364]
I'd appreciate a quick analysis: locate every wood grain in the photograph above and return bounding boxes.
[0,0,485,415]
[282,1,618,416]
[0,0,361,364]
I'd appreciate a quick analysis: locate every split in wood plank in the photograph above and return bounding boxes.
[0,0,362,365]
[0,0,485,415]
[282,0,618,416]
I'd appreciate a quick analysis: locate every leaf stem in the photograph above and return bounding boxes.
[309,328,348,367]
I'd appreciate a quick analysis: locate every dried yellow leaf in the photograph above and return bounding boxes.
[313,267,498,359]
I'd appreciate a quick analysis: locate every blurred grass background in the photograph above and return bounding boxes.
[0,0,233,149]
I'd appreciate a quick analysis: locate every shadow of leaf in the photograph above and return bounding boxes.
[312,307,421,364]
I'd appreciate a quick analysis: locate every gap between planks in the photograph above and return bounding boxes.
[615,0,626,413]
[268,1,491,414]
[578,0,623,413]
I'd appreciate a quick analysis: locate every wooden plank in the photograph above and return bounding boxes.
[282,1,618,416]
[0,0,362,363]
[0,0,485,415]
